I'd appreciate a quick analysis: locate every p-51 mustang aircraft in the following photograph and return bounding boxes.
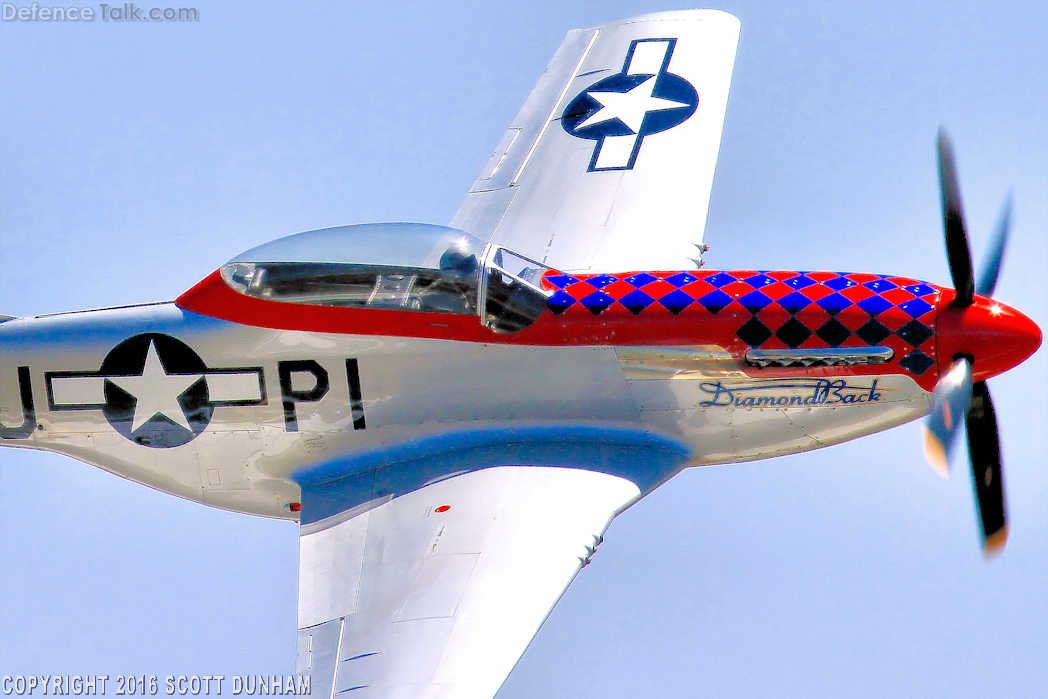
[0,10,1041,699]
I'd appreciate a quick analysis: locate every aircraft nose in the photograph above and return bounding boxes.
[936,293,1042,382]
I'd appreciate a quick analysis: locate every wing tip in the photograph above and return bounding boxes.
[598,9,740,31]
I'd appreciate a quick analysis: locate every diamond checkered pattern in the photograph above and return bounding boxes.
[543,270,940,376]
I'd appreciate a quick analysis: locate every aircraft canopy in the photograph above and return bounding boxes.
[220,223,551,331]
[229,223,483,270]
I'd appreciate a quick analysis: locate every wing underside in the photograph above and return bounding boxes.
[450,10,740,274]
[296,466,641,699]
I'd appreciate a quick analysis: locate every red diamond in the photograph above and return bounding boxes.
[797,284,833,302]
[847,273,880,284]
[877,308,912,332]
[757,303,792,327]
[881,288,915,305]
[760,282,795,302]
[836,308,873,331]
[565,282,597,300]
[681,279,714,298]
[721,280,753,300]
[603,279,638,299]
[642,279,676,300]
[840,285,874,302]
[795,305,832,328]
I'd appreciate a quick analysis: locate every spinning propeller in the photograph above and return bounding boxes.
[922,128,1039,555]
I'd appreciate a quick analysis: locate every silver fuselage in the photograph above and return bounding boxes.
[0,303,928,519]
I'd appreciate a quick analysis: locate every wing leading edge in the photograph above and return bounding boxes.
[450,10,740,274]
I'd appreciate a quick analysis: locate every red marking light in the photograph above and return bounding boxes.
[289,502,301,512]
[434,505,451,513]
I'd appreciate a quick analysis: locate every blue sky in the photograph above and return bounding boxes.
[1,1,1046,697]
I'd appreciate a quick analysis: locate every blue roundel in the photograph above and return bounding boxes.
[560,37,699,172]
[562,72,698,141]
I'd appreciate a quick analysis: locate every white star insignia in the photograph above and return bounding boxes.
[577,75,688,134]
[108,340,203,433]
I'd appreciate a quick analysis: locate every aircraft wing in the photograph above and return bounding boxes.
[295,465,641,698]
[450,10,740,273]
[293,424,690,698]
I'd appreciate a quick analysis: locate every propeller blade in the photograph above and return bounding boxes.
[966,381,1008,555]
[923,356,973,478]
[975,194,1012,298]
[937,128,975,307]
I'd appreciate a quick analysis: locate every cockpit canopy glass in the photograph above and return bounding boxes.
[221,223,485,315]
[481,247,552,334]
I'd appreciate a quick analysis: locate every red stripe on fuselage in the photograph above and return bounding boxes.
[176,269,946,390]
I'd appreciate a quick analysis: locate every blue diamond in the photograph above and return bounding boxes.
[778,292,812,314]
[544,275,579,290]
[825,276,856,291]
[818,293,852,315]
[903,283,935,297]
[698,289,732,314]
[744,273,776,288]
[899,351,935,375]
[784,275,816,290]
[619,289,655,315]
[587,274,618,289]
[864,278,898,293]
[858,295,892,316]
[625,272,657,287]
[581,291,614,315]
[547,291,575,315]
[899,298,934,318]
[659,289,694,315]
[665,272,698,288]
[705,273,736,288]
[738,290,772,313]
